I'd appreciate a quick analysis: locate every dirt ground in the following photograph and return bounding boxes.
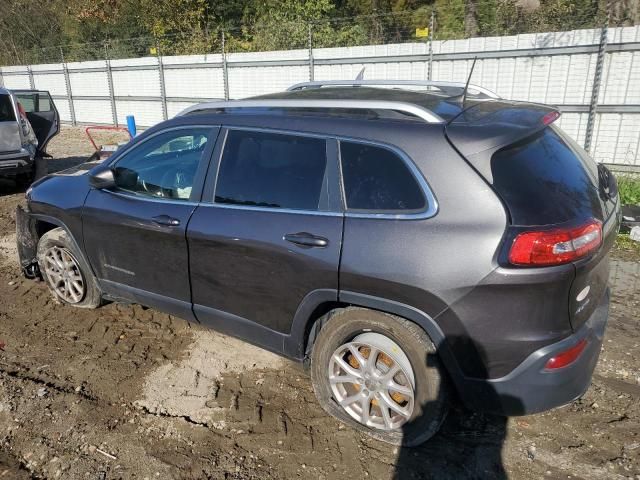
[0,126,638,480]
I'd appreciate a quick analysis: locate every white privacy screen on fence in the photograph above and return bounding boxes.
[1,26,639,166]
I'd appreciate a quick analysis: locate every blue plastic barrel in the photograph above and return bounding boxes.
[126,115,137,137]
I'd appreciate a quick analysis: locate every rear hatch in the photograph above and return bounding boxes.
[11,90,60,156]
[446,99,620,331]
[0,92,21,154]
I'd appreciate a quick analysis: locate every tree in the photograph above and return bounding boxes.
[465,0,480,36]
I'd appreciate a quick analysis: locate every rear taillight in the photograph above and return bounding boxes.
[509,219,602,266]
[541,110,561,125]
[544,339,588,370]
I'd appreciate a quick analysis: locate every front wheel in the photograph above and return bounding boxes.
[37,228,101,309]
[310,307,450,446]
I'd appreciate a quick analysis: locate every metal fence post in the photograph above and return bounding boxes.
[221,30,230,100]
[428,11,435,81]
[104,43,119,126]
[60,47,77,127]
[584,5,610,153]
[27,65,36,90]
[0,68,4,88]
[156,40,168,121]
[308,23,315,82]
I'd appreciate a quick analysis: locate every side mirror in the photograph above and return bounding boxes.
[89,169,116,189]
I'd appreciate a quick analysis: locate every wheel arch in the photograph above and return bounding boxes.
[17,208,80,274]
[34,218,59,240]
[30,214,97,279]
[32,215,81,251]
[287,289,465,389]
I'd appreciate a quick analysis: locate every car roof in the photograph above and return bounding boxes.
[252,86,481,122]
[180,86,498,123]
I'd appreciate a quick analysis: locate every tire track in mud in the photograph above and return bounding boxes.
[132,328,371,478]
[0,248,639,479]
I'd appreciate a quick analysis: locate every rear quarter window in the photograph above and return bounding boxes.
[0,94,15,122]
[339,141,426,213]
[491,127,603,226]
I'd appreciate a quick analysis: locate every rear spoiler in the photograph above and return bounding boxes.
[445,100,560,183]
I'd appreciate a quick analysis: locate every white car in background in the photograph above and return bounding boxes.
[0,88,59,185]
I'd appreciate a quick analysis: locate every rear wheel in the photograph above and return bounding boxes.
[310,307,450,446]
[37,228,101,309]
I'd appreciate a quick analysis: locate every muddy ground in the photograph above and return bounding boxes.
[0,126,638,480]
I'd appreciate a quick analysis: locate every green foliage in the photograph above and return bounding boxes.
[232,0,338,51]
[433,0,465,39]
[618,175,640,206]
[0,0,621,65]
[615,234,640,258]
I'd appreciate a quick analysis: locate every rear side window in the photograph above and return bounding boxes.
[15,93,53,113]
[491,127,602,225]
[0,95,15,122]
[215,130,328,211]
[340,141,426,212]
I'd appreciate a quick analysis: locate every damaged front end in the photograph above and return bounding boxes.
[16,204,40,279]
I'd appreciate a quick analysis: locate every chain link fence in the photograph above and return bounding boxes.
[1,3,639,167]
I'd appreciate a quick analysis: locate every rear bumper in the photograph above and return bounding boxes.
[459,288,609,415]
[0,149,34,176]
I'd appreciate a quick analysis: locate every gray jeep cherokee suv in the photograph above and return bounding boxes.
[16,80,620,446]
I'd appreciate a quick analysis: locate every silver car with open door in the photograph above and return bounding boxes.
[0,88,59,185]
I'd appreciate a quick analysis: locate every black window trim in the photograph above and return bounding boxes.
[337,137,438,220]
[207,126,343,217]
[105,124,218,205]
[199,125,437,220]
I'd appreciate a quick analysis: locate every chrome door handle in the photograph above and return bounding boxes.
[284,232,329,248]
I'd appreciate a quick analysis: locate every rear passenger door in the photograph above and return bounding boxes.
[12,90,59,154]
[187,128,343,351]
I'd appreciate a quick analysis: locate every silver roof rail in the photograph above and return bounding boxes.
[287,80,500,99]
[176,99,444,123]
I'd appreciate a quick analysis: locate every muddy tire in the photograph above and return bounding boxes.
[310,307,450,447]
[37,228,101,309]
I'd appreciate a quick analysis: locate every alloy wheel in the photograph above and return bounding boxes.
[43,246,85,304]
[328,332,415,431]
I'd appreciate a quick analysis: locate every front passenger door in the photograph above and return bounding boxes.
[83,126,218,319]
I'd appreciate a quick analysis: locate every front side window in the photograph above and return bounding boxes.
[340,141,426,213]
[112,127,211,200]
[215,130,328,211]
